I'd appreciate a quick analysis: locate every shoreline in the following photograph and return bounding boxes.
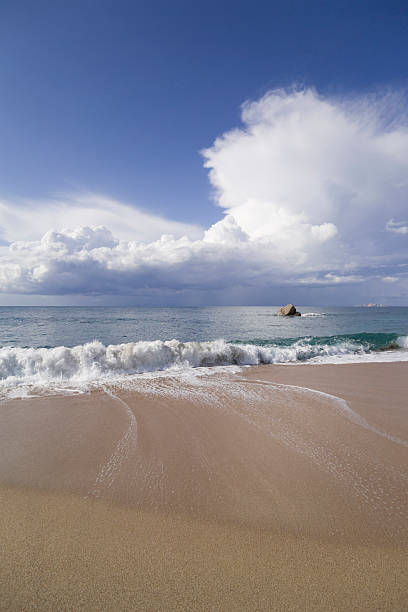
[1,361,407,609]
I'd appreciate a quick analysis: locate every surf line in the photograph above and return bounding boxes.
[248,378,408,449]
[87,387,138,499]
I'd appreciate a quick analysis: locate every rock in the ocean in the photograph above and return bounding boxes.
[278,303,301,316]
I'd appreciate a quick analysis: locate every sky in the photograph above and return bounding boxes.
[0,0,407,305]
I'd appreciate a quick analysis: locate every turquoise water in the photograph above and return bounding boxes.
[0,306,406,393]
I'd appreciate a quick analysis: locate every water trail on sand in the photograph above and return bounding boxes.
[250,378,408,449]
[87,388,137,499]
[78,371,407,541]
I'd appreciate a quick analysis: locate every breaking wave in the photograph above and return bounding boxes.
[0,333,407,396]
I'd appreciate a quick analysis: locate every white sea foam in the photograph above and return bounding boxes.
[0,336,407,399]
[397,335,408,348]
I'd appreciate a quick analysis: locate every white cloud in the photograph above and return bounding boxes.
[203,215,249,244]
[382,276,399,283]
[386,219,408,235]
[297,273,364,285]
[0,224,279,295]
[1,88,408,303]
[202,89,408,257]
[0,192,203,244]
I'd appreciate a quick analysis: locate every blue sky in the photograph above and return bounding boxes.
[0,1,408,305]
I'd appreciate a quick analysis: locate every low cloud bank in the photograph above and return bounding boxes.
[0,192,203,245]
[1,88,408,303]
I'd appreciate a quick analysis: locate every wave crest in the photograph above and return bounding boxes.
[1,333,407,392]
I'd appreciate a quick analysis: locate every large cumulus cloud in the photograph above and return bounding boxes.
[202,88,408,261]
[1,88,408,303]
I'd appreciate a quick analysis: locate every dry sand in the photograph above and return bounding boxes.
[0,362,407,610]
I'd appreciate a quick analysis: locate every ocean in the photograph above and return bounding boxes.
[0,305,407,397]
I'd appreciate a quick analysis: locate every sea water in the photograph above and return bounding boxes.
[0,305,407,396]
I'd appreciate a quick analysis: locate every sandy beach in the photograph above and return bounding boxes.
[1,361,407,610]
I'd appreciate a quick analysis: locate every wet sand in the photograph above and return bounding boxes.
[0,362,407,610]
